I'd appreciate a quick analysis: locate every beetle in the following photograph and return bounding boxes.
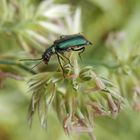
[20,34,92,74]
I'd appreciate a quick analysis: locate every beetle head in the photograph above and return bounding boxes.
[42,52,51,64]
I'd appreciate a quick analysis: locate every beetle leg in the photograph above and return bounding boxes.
[58,53,73,67]
[56,52,65,77]
[71,47,85,61]
[71,46,85,51]
[78,47,85,61]
[57,52,65,61]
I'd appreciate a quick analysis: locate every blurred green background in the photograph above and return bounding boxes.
[0,0,140,140]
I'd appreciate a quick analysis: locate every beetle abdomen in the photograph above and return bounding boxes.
[58,38,87,50]
[54,34,91,50]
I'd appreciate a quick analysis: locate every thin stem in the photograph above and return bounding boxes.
[73,53,79,77]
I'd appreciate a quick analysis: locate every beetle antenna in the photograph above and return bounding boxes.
[31,60,43,70]
[19,58,42,61]
[19,58,43,70]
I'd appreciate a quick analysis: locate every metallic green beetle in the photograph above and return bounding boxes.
[42,34,92,65]
[21,34,92,73]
